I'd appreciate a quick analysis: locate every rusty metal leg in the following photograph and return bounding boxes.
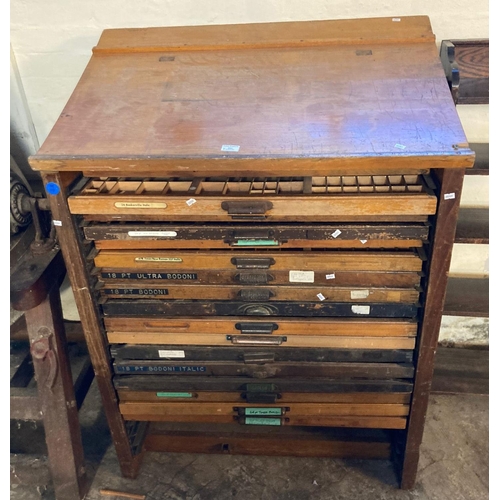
[24,284,89,500]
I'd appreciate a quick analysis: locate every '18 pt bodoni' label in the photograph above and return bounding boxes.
[100,272,198,280]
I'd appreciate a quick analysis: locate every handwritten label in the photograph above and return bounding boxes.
[351,290,370,299]
[326,273,336,280]
[128,231,177,237]
[289,270,315,283]
[317,293,326,301]
[331,229,342,238]
[158,350,185,358]
[135,257,182,262]
[221,145,240,152]
[392,17,401,21]
[394,144,406,150]
[444,193,456,200]
[114,202,167,209]
[186,198,197,206]
[351,305,371,315]
[53,220,62,226]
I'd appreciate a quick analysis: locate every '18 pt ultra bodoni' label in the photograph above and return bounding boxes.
[100,272,198,280]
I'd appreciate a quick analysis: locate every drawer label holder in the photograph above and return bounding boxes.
[156,392,194,398]
[241,417,282,426]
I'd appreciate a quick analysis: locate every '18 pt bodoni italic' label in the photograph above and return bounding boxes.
[101,272,198,280]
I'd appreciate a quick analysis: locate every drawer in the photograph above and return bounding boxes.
[98,269,422,288]
[94,250,423,272]
[118,401,409,429]
[100,284,420,303]
[84,222,430,250]
[69,175,437,222]
[110,344,414,363]
[113,375,414,397]
[102,299,419,319]
[112,360,414,379]
[105,317,417,348]
[117,389,411,404]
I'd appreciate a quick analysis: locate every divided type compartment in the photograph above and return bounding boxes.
[68,174,437,221]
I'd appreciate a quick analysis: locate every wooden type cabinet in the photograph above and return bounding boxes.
[29,17,474,489]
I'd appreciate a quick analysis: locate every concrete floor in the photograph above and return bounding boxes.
[10,381,488,500]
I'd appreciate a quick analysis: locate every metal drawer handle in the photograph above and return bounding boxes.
[237,288,274,301]
[235,322,278,334]
[235,272,274,284]
[231,258,276,269]
[221,201,273,215]
[226,335,287,345]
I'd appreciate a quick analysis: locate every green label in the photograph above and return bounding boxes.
[235,240,279,246]
[245,408,282,416]
[245,417,281,426]
[156,392,193,398]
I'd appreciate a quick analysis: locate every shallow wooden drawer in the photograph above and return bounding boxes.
[112,359,414,379]
[119,401,409,429]
[100,283,420,303]
[98,268,422,288]
[102,299,419,319]
[84,222,430,250]
[105,317,417,348]
[94,250,423,272]
[110,343,414,363]
[69,175,437,222]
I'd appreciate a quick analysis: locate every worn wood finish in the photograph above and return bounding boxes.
[144,423,392,458]
[94,250,423,272]
[40,172,143,479]
[113,375,414,394]
[454,207,489,244]
[443,277,489,317]
[102,299,419,319]
[113,360,414,379]
[106,332,415,349]
[23,283,88,499]
[120,401,409,417]
[120,410,408,429]
[104,316,418,337]
[110,344,414,363]
[400,168,466,489]
[29,18,473,175]
[101,284,420,303]
[440,39,489,104]
[99,269,423,288]
[85,222,430,250]
[118,390,411,404]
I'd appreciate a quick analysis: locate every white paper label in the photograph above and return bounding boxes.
[53,220,62,226]
[128,231,177,237]
[221,145,240,152]
[186,198,197,206]
[289,270,315,283]
[392,17,401,21]
[444,193,456,200]
[326,273,336,280]
[394,143,406,149]
[351,305,371,315]
[360,240,367,244]
[332,229,342,238]
[351,290,370,299]
[158,350,185,358]
[317,293,326,301]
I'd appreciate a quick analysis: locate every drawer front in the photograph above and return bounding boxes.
[102,299,419,318]
[85,222,430,250]
[112,360,414,379]
[98,269,422,288]
[100,284,420,303]
[69,175,436,221]
[110,344,414,363]
[94,250,423,272]
[113,375,414,395]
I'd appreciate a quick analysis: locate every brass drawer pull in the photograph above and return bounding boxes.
[235,272,274,284]
[237,288,274,301]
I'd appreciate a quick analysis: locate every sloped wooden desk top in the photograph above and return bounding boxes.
[29,16,474,176]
